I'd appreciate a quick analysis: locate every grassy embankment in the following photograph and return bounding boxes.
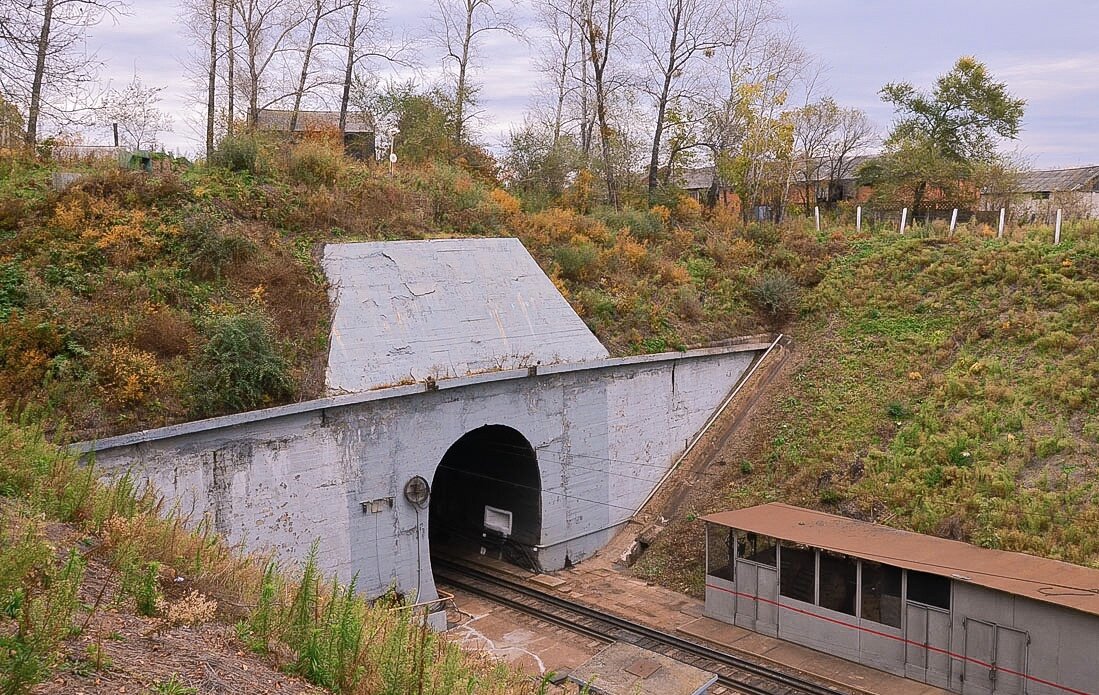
[1,140,832,440]
[0,416,536,693]
[635,222,1099,595]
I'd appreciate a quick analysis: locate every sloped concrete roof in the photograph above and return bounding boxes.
[323,238,609,393]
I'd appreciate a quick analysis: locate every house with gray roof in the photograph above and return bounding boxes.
[989,165,1099,221]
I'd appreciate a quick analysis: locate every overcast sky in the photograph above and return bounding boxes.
[88,0,1099,168]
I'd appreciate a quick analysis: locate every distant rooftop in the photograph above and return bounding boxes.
[1014,166,1099,193]
[322,238,610,393]
[704,504,1099,618]
[255,108,374,133]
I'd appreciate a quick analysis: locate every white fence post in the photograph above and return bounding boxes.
[949,208,958,234]
[814,206,820,232]
[856,206,862,233]
[998,208,1005,238]
[900,207,908,235]
[1055,209,1062,244]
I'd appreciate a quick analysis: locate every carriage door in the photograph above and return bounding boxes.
[962,619,1029,695]
[905,603,952,688]
[733,532,778,637]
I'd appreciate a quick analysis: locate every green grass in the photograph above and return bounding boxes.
[636,223,1099,594]
[0,417,538,694]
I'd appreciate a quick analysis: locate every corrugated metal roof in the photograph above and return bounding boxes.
[702,503,1099,618]
[1013,166,1099,193]
[255,108,374,133]
[322,239,610,393]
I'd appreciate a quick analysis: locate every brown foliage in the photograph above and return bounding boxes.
[132,306,197,358]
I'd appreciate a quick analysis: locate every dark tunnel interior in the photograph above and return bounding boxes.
[429,425,542,570]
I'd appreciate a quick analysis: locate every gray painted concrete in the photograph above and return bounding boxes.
[323,239,609,393]
[79,344,765,611]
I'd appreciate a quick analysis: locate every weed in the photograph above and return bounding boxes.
[84,642,112,671]
[148,674,198,695]
[553,243,599,281]
[288,140,344,186]
[749,269,800,320]
[0,260,27,321]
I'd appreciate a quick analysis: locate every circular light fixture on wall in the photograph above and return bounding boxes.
[404,476,430,506]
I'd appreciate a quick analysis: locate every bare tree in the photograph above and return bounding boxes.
[233,0,305,127]
[335,0,413,134]
[578,0,633,208]
[636,0,737,195]
[288,0,343,132]
[99,75,173,150]
[532,0,579,148]
[206,0,218,153]
[823,104,875,202]
[430,0,518,146]
[789,96,838,213]
[0,0,128,147]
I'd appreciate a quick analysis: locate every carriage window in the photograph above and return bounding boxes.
[780,544,815,603]
[861,561,902,627]
[907,570,951,610]
[818,551,857,616]
[706,524,734,581]
[737,531,777,567]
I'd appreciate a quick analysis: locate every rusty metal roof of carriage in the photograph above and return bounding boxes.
[703,503,1099,617]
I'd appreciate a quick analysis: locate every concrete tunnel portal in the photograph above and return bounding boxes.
[429,425,543,572]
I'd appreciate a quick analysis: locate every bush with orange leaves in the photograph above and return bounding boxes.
[93,344,166,407]
[487,187,522,219]
[674,195,703,224]
[0,313,64,400]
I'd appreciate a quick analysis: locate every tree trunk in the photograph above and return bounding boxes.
[454,1,474,146]
[227,0,236,135]
[206,0,218,155]
[26,0,55,147]
[586,8,617,209]
[913,180,927,219]
[290,1,323,133]
[338,0,360,134]
[647,1,681,195]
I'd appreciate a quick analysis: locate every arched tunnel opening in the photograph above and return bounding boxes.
[429,425,542,571]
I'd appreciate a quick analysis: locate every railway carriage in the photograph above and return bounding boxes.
[702,504,1099,695]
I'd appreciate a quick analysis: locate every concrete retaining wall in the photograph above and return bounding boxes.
[78,343,767,607]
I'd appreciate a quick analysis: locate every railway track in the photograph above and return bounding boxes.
[434,558,848,695]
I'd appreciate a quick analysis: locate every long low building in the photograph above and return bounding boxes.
[703,504,1099,695]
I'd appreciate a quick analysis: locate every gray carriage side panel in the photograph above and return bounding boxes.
[1012,594,1099,695]
[857,623,905,678]
[703,576,737,622]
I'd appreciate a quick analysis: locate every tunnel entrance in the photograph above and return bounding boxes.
[429,425,542,571]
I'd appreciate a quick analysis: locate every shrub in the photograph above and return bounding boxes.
[674,195,703,224]
[209,135,260,174]
[0,260,27,320]
[288,140,343,186]
[554,243,599,281]
[179,205,256,281]
[0,197,23,232]
[92,344,165,407]
[594,206,665,241]
[188,311,294,416]
[749,269,800,320]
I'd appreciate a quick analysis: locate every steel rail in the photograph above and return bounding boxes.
[435,559,846,695]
